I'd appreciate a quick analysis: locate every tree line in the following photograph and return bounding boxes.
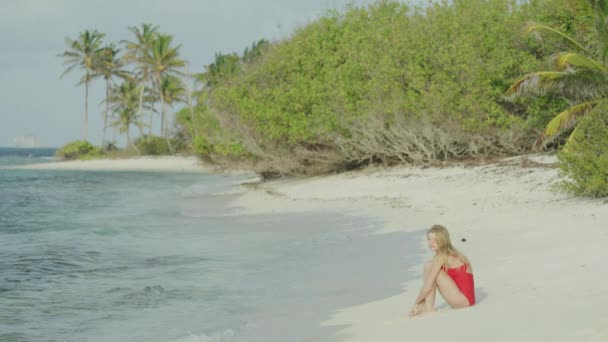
[179,0,580,173]
[59,24,187,150]
[58,24,269,155]
[59,0,608,196]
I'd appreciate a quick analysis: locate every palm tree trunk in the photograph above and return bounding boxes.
[159,80,165,138]
[137,84,146,135]
[133,123,144,155]
[158,79,173,155]
[102,79,110,148]
[148,75,155,139]
[147,97,157,141]
[148,105,154,138]
[165,106,174,155]
[84,77,89,141]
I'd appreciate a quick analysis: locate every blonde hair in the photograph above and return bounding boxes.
[428,224,471,271]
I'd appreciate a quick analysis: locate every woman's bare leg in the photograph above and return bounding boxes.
[421,262,437,313]
[436,270,470,309]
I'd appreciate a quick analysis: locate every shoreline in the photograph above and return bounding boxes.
[228,153,608,342]
[8,155,212,172]
[5,152,608,340]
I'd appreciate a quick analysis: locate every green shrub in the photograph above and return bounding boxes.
[558,105,608,197]
[201,0,585,175]
[213,141,248,158]
[192,135,213,156]
[192,135,249,160]
[174,0,589,175]
[133,135,172,155]
[56,140,102,160]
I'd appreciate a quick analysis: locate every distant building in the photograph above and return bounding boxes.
[13,134,43,148]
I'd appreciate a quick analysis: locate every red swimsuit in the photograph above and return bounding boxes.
[444,262,475,306]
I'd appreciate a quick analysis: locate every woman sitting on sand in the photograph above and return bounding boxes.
[408,224,475,318]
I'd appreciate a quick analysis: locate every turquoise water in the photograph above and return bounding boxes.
[0,148,420,342]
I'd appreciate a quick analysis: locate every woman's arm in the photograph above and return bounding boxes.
[413,258,443,305]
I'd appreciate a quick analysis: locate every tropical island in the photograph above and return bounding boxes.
[50,0,606,199]
[21,0,608,340]
[53,0,606,196]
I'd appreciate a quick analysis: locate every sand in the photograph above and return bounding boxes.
[14,153,608,341]
[229,154,608,342]
[13,156,210,172]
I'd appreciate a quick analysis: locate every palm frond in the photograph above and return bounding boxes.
[554,52,607,72]
[507,70,608,100]
[524,24,589,54]
[59,51,81,58]
[535,100,602,147]
[510,3,608,151]
[60,64,79,78]
[507,71,564,95]
[76,74,93,86]
[58,29,107,83]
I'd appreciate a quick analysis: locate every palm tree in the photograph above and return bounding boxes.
[143,34,186,138]
[507,0,607,149]
[109,81,145,148]
[122,24,159,136]
[157,75,186,153]
[242,39,269,63]
[95,43,129,147]
[159,75,186,126]
[58,29,106,141]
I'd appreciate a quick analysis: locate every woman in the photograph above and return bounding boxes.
[408,225,475,318]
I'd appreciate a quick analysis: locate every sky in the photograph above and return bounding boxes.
[0,0,388,148]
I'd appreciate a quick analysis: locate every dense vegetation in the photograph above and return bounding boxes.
[58,0,608,197]
[507,0,608,196]
[56,141,103,160]
[180,0,583,175]
[558,104,608,197]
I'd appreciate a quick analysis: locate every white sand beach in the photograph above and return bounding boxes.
[230,154,608,342]
[12,153,607,340]
[15,156,210,172]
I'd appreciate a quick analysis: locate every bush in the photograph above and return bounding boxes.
[192,135,213,156]
[201,0,582,175]
[192,135,249,160]
[173,0,588,175]
[56,140,102,160]
[133,135,172,155]
[558,105,608,197]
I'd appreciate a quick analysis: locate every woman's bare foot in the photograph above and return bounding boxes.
[408,303,424,318]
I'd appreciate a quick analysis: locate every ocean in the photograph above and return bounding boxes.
[0,147,420,342]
